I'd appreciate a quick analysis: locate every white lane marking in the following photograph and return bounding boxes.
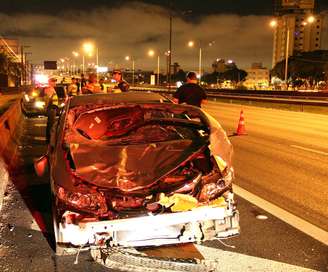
[34,123,46,127]
[233,184,328,246]
[195,245,318,272]
[290,145,328,156]
[33,136,46,141]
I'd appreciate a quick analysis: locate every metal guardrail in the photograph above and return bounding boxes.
[131,86,328,98]
[130,87,328,108]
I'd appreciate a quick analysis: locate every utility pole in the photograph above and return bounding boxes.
[168,0,172,90]
[284,27,290,84]
[157,55,160,85]
[198,47,202,82]
[20,46,24,86]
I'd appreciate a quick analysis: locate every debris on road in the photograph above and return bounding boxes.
[256,214,269,220]
[7,224,15,232]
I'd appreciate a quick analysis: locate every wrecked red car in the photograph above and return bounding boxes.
[36,92,239,253]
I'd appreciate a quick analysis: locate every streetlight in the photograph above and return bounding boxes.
[148,49,160,85]
[82,42,98,74]
[188,40,202,81]
[148,50,155,57]
[125,55,135,86]
[270,19,278,28]
[307,15,315,24]
[270,19,290,83]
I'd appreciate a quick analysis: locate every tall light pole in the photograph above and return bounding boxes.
[284,28,290,83]
[270,18,291,84]
[157,55,160,85]
[82,42,96,74]
[72,51,79,75]
[125,56,135,86]
[188,40,202,81]
[148,49,160,85]
[168,0,172,89]
[270,15,315,86]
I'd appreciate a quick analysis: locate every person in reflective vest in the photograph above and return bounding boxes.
[112,69,129,93]
[68,77,79,96]
[83,73,102,94]
[45,77,59,143]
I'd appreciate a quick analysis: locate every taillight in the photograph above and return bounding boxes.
[56,186,108,215]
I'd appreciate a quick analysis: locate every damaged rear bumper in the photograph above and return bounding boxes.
[57,204,240,248]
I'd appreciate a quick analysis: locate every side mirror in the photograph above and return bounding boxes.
[34,155,49,177]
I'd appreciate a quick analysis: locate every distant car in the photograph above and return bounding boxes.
[21,85,67,116]
[35,92,239,253]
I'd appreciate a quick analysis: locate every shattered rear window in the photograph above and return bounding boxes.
[69,104,208,143]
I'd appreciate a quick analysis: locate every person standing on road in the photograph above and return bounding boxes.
[112,69,129,93]
[80,74,87,90]
[173,71,207,108]
[44,77,59,143]
[99,78,105,92]
[82,73,102,94]
[67,77,79,96]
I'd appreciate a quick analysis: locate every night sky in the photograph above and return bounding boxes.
[1,0,328,15]
[1,1,328,71]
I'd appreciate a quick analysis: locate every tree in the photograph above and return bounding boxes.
[173,69,186,82]
[204,59,247,85]
[222,68,247,82]
[271,50,328,86]
[202,68,247,85]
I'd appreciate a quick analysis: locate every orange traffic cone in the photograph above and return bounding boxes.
[235,110,247,136]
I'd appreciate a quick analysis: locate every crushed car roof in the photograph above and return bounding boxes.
[69,92,170,107]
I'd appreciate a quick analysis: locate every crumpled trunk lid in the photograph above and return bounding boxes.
[70,139,205,192]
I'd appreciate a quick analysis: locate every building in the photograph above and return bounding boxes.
[272,0,323,67]
[0,38,21,87]
[244,63,270,90]
[0,38,20,56]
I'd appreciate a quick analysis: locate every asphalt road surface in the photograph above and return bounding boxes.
[0,103,327,271]
[204,101,328,232]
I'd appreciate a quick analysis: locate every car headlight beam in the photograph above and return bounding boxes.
[34,101,46,109]
[24,94,30,102]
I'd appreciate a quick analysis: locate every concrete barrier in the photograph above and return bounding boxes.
[0,101,22,210]
[0,101,21,156]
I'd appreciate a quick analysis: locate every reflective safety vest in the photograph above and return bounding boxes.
[85,83,102,93]
[68,84,78,96]
[44,87,59,107]
[51,92,59,106]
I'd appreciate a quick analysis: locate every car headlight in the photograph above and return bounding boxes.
[56,186,108,215]
[24,94,30,102]
[34,101,46,109]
